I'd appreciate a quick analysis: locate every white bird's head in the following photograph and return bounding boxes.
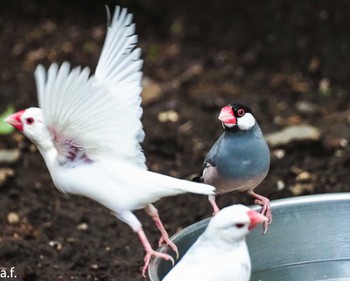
[5,107,49,145]
[218,103,256,130]
[206,204,267,241]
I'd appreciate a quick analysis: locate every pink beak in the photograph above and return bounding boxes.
[5,110,25,132]
[247,210,268,231]
[218,106,237,125]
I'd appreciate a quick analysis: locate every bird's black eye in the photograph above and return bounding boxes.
[26,117,34,125]
[237,109,245,117]
[235,223,245,228]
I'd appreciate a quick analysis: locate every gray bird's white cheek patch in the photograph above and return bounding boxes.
[237,113,256,130]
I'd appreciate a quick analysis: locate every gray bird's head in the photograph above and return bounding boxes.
[205,204,267,242]
[218,103,256,130]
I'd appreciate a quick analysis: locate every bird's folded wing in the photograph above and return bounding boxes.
[204,133,224,167]
[35,6,146,168]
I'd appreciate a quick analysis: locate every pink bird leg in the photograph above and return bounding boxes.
[116,210,174,277]
[138,229,174,277]
[208,194,220,215]
[248,190,272,234]
[145,204,179,258]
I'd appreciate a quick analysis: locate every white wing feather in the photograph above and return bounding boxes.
[35,6,146,168]
[95,6,144,143]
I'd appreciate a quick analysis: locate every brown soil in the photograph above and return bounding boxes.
[1,1,349,280]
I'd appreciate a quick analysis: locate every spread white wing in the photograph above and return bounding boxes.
[35,6,146,169]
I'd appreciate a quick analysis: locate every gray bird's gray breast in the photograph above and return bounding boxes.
[203,125,270,193]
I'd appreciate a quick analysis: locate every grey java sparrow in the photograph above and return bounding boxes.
[162,204,267,281]
[196,103,271,232]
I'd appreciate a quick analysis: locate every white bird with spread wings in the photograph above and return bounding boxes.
[5,6,215,276]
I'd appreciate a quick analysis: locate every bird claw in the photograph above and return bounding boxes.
[159,236,179,259]
[250,191,272,234]
[142,250,175,278]
[262,220,269,235]
[144,204,179,259]
[255,200,271,234]
[257,205,271,234]
[254,198,272,222]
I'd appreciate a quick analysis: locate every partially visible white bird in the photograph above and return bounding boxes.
[162,204,267,281]
[5,6,215,276]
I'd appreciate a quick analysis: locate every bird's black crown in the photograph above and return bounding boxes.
[229,103,253,117]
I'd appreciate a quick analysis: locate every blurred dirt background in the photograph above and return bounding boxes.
[0,0,350,280]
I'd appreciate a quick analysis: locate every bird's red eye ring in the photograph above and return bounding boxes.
[26,117,34,125]
[237,109,245,117]
[235,223,245,228]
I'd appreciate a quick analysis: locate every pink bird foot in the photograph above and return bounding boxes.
[138,228,174,278]
[145,204,179,258]
[158,236,178,256]
[249,191,271,234]
[142,248,174,278]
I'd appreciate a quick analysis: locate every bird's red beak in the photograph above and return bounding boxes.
[5,110,25,132]
[218,106,236,125]
[247,210,268,231]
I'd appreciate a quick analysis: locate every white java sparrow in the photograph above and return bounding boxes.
[195,103,271,232]
[162,204,267,281]
[5,6,215,276]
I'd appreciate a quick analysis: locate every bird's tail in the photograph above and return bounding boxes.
[180,179,215,195]
[158,173,215,196]
[132,170,216,205]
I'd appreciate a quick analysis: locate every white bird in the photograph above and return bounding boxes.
[162,204,267,281]
[5,6,215,276]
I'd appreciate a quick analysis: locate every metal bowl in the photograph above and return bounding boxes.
[149,193,350,281]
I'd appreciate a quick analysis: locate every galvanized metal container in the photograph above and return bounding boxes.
[149,193,350,281]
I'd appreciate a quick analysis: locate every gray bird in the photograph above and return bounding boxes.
[196,103,271,232]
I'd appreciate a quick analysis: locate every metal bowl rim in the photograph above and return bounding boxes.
[148,193,350,280]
